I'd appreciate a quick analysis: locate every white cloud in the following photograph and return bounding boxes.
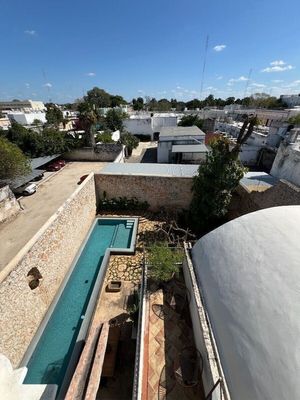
[213,44,226,52]
[216,75,223,80]
[86,72,96,76]
[25,83,30,88]
[137,90,144,94]
[283,80,300,88]
[261,60,294,72]
[43,83,52,88]
[228,76,248,83]
[272,79,284,83]
[270,60,285,66]
[24,30,36,35]
[251,83,266,88]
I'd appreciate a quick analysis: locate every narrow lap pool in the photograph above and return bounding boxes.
[23,218,137,396]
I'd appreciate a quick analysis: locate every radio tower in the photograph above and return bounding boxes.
[200,35,209,100]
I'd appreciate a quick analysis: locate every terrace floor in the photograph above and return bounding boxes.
[145,277,205,400]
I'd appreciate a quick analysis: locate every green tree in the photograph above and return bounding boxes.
[190,116,258,232]
[0,137,31,182]
[119,131,139,156]
[45,103,64,127]
[148,242,183,282]
[178,115,204,130]
[32,119,42,126]
[288,114,300,125]
[132,97,144,110]
[96,131,114,143]
[157,98,171,111]
[105,109,125,131]
[110,95,126,107]
[84,87,111,108]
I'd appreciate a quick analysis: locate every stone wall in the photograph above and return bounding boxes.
[0,185,20,224]
[229,179,300,219]
[64,144,124,162]
[0,174,96,367]
[94,174,193,211]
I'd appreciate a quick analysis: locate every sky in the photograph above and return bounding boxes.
[1,0,300,103]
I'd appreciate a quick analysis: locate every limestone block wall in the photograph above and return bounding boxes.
[0,185,20,224]
[94,173,193,211]
[229,179,300,219]
[0,174,96,367]
[271,142,300,187]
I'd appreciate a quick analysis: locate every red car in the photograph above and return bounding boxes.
[47,162,62,172]
[56,159,66,167]
[77,174,88,185]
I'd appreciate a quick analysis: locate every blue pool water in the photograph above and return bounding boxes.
[24,219,134,390]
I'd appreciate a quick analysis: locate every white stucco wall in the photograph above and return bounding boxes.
[123,118,152,137]
[192,206,300,400]
[8,112,46,125]
[271,142,300,187]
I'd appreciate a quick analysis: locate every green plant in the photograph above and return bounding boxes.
[0,137,31,182]
[99,195,149,211]
[96,131,114,143]
[147,242,183,282]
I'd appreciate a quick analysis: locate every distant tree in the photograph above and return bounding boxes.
[178,115,204,130]
[110,95,126,108]
[105,109,126,131]
[84,87,111,108]
[185,99,202,110]
[132,97,144,111]
[0,137,31,183]
[225,97,235,105]
[176,101,186,111]
[170,98,177,109]
[157,98,171,111]
[45,103,64,127]
[147,98,158,111]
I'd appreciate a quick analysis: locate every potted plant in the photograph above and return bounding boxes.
[147,242,183,282]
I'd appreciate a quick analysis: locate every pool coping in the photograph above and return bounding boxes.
[20,216,139,399]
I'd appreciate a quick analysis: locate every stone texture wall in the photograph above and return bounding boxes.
[270,142,300,187]
[0,185,20,224]
[0,174,96,367]
[64,144,124,162]
[229,179,300,219]
[94,174,193,211]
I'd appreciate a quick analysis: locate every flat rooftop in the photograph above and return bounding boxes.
[159,125,205,137]
[99,163,199,177]
[172,144,209,153]
[240,171,278,192]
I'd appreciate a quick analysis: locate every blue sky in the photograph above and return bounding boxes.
[1,0,300,103]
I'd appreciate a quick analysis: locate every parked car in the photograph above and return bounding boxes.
[77,174,88,185]
[14,183,37,196]
[46,162,62,172]
[56,159,66,167]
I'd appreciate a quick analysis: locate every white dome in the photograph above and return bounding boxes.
[192,206,300,400]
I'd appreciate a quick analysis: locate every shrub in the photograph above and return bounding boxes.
[99,194,149,211]
[147,242,183,282]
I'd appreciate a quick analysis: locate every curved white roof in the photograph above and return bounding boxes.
[192,206,300,400]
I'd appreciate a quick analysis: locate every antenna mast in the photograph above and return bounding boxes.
[200,35,209,100]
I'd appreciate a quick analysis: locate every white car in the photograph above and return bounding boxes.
[14,183,37,196]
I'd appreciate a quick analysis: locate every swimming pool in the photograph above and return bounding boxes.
[22,218,137,397]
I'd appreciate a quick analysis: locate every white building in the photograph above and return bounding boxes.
[0,100,45,112]
[7,112,46,126]
[215,121,269,166]
[192,205,300,400]
[123,113,178,140]
[270,129,300,187]
[157,125,206,163]
[280,94,300,108]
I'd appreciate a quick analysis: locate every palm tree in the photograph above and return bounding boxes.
[77,102,99,147]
